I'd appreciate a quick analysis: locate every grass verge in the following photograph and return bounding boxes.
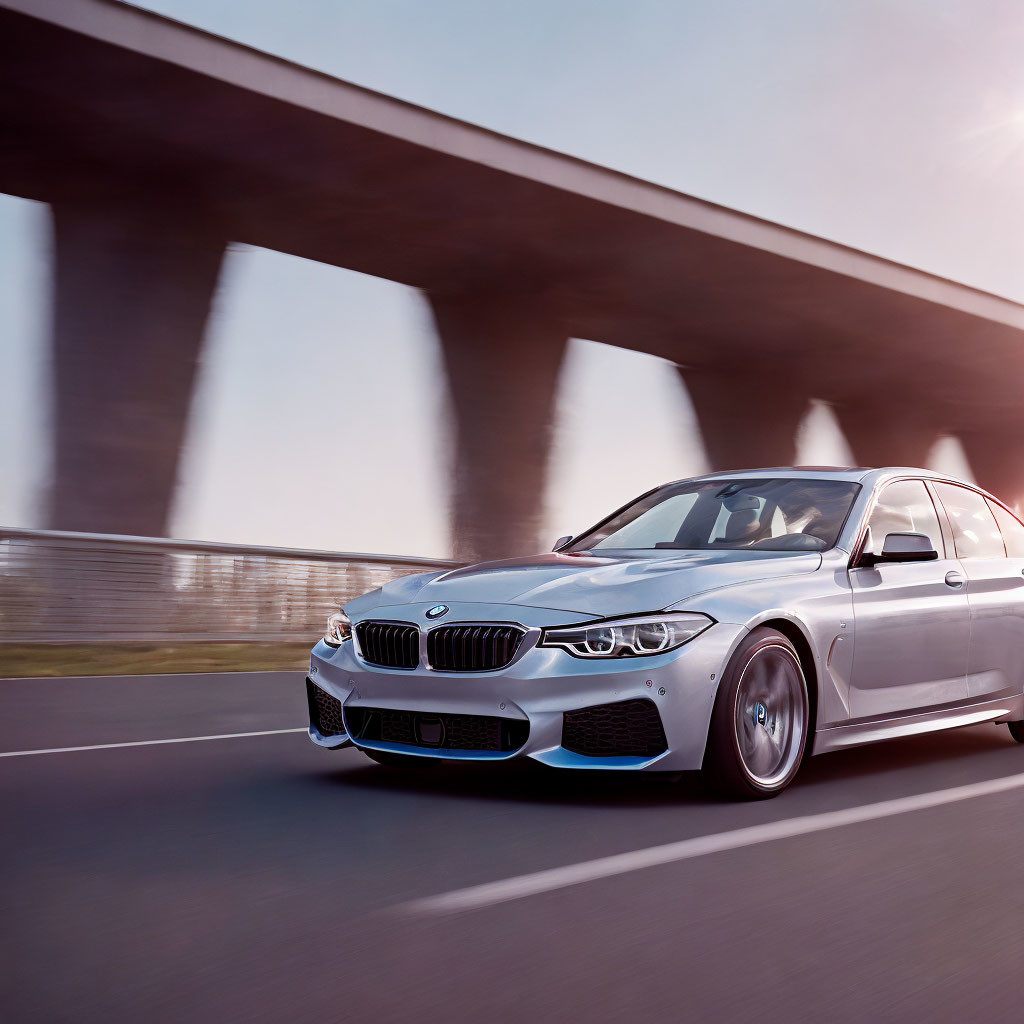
[0,642,314,678]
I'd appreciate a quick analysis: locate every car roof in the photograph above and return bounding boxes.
[660,466,975,489]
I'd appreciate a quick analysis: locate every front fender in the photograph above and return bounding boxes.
[682,562,854,731]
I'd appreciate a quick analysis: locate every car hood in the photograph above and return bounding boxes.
[361,549,822,619]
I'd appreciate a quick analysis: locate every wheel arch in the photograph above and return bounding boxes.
[753,617,819,749]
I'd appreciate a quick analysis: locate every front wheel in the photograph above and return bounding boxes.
[702,628,810,799]
[1008,721,1024,743]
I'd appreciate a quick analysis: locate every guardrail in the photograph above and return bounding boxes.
[0,528,458,643]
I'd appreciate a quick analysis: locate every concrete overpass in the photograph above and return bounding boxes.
[3,0,1024,560]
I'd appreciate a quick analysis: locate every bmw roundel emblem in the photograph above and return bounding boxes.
[426,604,449,619]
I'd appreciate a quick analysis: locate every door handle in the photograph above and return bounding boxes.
[944,571,965,588]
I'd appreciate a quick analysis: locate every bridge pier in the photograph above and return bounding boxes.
[959,429,1024,509]
[47,198,226,536]
[833,402,938,469]
[681,369,808,471]
[429,289,568,562]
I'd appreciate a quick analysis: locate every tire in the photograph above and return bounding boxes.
[702,627,810,799]
[1008,721,1024,743]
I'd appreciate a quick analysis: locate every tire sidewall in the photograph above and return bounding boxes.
[705,627,810,798]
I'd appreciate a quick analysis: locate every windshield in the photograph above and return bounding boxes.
[569,478,861,553]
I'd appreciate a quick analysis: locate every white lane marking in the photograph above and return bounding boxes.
[0,727,307,758]
[401,770,1024,915]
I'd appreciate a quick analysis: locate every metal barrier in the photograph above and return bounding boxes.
[0,528,458,643]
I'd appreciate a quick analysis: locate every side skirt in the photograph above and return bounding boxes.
[812,692,1024,756]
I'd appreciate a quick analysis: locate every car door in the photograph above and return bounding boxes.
[848,478,970,718]
[932,483,1024,700]
[986,499,1024,699]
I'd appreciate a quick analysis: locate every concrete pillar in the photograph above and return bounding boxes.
[959,429,1024,509]
[429,289,569,562]
[681,368,808,470]
[47,199,226,536]
[833,402,938,469]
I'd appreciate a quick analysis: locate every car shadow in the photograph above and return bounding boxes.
[313,756,713,808]
[795,721,1021,787]
[315,723,1022,809]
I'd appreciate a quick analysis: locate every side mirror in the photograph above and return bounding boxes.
[868,532,939,565]
[552,535,573,552]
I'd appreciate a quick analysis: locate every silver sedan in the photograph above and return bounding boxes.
[306,467,1024,798]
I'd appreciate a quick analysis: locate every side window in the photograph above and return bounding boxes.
[864,480,943,557]
[933,483,1005,559]
[988,499,1024,558]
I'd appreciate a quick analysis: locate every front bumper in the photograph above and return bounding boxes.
[307,617,747,772]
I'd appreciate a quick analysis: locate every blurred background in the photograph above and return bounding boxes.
[1,0,1022,670]
[7,5,1024,1022]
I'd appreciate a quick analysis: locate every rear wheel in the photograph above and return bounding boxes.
[1008,721,1024,743]
[702,627,810,799]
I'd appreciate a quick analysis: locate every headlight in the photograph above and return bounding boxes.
[323,611,352,648]
[539,613,713,658]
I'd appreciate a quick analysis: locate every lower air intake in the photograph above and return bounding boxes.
[346,707,528,752]
[562,698,668,757]
[306,678,346,736]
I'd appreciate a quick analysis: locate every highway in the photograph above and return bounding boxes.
[4,670,1024,1022]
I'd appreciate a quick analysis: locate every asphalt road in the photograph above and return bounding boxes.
[4,671,1024,1023]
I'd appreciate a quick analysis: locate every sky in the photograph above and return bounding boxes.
[1,0,1017,555]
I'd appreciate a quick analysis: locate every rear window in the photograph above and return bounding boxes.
[988,499,1024,558]
[933,483,1005,559]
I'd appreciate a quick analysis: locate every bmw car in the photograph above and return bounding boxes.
[306,467,1024,798]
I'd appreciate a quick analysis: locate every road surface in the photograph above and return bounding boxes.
[3,670,1024,1022]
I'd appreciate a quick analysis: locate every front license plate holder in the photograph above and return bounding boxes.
[415,716,445,747]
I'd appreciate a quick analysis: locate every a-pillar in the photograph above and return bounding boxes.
[47,197,226,536]
[959,428,1024,509]
[681,369,808,470]
[833,401,939,469]
[429,288,569,563]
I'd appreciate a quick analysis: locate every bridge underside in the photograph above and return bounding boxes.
[3,0,1024,558]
